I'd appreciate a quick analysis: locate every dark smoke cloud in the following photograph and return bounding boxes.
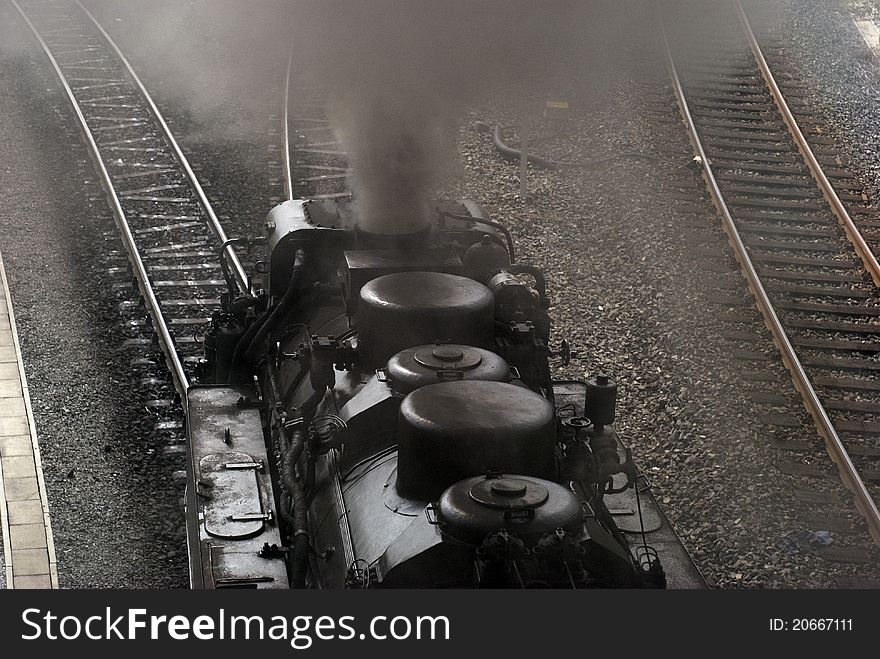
[293,0,620,234]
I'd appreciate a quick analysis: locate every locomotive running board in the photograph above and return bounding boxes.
[185,385,288,589]
[553,381,707,588]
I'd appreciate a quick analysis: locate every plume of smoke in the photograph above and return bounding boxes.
[330,95,451,235]
[294,0,602,235]
[83,0,293,136]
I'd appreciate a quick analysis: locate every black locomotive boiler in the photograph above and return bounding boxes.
[184,198,704,589]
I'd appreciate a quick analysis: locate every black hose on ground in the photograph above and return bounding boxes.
[489,122,683,171]
[278,492,295,527]
[287,488,310,588]
[281,427,306,494]
[493,124,570,170]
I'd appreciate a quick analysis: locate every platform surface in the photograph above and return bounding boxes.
[0,250,57,588]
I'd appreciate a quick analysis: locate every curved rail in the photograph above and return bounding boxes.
[9,0,190,397]
[74,1,250,295]
[282,44,295,201]
[735,0,880,287]
[281,59,351,203]
[661,22,880,543]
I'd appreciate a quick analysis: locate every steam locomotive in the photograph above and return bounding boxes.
[184,198,704,589]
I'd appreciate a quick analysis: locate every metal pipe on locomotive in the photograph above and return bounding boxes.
[185,197,674,589]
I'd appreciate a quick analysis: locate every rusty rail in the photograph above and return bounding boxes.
[661,22,880,544]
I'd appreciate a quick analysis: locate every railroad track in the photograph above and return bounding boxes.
[10,0,250,415]
[282,53,350,201]
[664,0,880,544]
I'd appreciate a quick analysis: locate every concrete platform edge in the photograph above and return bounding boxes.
[0,250,58,588]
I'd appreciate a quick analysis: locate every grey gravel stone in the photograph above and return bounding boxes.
[435,6,880,587]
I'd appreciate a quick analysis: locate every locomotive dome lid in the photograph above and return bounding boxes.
[359,271,493,311]
[436,474,583,546]
[357,271,495,369]
[399,380,553,438]
[384,344,510,394]
[395,380,556,500]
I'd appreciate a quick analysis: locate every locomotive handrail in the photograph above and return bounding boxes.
[661,20,880,543]
[735,0,880,287]
[9,0,190,398]
[75,0,251,296]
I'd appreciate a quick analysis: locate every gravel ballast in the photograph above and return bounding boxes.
[772,0,880,201]
[438,6,880,586]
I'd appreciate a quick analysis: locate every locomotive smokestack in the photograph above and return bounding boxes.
[354,223,432,251]
[329,87,450,237]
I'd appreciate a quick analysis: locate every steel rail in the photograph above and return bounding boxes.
[661,23,880,543]
[9,0,190,398]
[74,0,251,295]
[735,0,880,287]
[282,44,295,201]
